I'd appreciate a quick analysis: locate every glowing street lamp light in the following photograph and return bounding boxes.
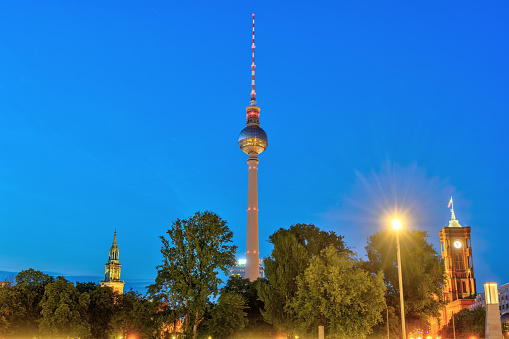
[393,219,406,339]
[393,219,401,230]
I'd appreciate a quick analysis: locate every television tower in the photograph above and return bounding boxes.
[238,14,268,282]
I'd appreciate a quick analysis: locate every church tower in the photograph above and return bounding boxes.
[100,231,125,294]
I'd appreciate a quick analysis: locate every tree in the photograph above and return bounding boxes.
[3,269,55,337]
[87,284,115,339]
[0,279,15,337]
[76,281,100,294]
[258,231,308,336]
[204,292,248,339]
[148,211,237,339]
[270,223,348,259]
[258,224,349,337]
[366,305,399,339]
[291,246,386,339]
[39,277,91,338]
[440,308,485,339]
[365,229,446,334]
[221,276,274,335]
[110,290,155,339]
[130,296,162,339]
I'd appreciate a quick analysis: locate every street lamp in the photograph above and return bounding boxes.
[393,219,406,339]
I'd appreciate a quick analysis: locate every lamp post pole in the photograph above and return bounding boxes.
[394,220,407,339]
[452,310,456,339]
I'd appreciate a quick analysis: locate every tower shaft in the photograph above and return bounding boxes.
[246,153,260,281]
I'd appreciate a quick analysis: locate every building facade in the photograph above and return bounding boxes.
[230,258,264,279]
[471,283,509,315]
[100,231,125,294]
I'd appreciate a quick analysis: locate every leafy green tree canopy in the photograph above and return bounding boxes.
[87,284,115,339]
[269,223,348,258]
[259,223,349,337]
[3,269,55,337]
[39,277,91,339]
[148,211,237,339]
[0,270,157,339]
[0,278,16,337]
[259,229,308,336]
[291,246,386,339]
[222,276,274,334]
[76,281,99,294]
[110,290,156,339]
[204,291,247,339]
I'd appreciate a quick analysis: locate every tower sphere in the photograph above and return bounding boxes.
[238,125,268,155]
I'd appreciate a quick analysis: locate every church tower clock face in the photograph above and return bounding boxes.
[454,240,462,249]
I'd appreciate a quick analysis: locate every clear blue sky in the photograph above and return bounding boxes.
[0,1,508,293]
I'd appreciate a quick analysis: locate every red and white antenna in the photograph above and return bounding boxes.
[251,13,256,103]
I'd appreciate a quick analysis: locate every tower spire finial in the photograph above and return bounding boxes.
[448,196,456,220]
[250,13,256,104]
[112,230,118,248]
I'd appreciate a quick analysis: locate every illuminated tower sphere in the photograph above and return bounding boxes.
[100,231,125,294]
[238,14,268,282]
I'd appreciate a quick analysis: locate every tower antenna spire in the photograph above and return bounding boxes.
[250,13,256,104]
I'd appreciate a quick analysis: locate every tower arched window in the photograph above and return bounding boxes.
[456,253,464,270]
